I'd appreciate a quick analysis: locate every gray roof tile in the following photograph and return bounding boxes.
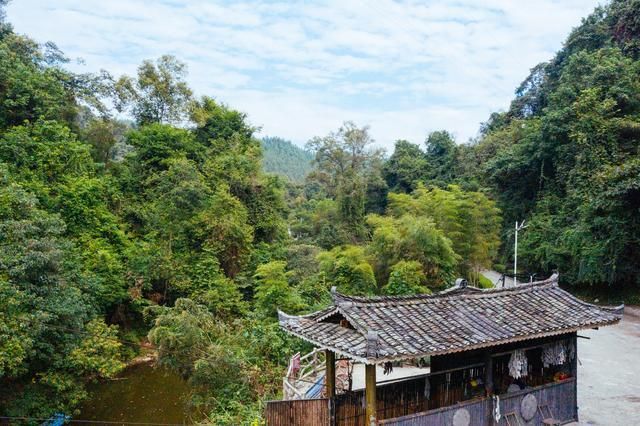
[278,274,623,363]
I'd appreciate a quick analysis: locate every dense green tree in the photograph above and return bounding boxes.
[383,140,428,192]
[475,18,640,287]
[177,252,247,318]
[191,96,254,144]
[68,319,125,379]
[147,298,292,424]
[0,174,124,416]
[0,29,110,131]
[114,55,192,125]
[387,186,501,282]
[306,122,386,239]
[126,124,201,175]
[0,279,36,377]
[253,261,305,319]
[367,214,458,289]
[317,245,377,295]
[81,118,129,165]
[383,260,429,296]
[424,130,457,184]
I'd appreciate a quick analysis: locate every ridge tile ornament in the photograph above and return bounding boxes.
[278,274,623,364]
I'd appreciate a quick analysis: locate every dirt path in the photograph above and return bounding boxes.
[577,305,640,425]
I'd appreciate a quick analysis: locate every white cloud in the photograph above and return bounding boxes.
[6,0,604,149]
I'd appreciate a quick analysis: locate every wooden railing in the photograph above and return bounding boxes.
[283,348,327,399]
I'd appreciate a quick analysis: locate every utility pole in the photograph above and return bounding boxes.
[514,220,527,285]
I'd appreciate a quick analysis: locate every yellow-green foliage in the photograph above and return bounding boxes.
[68,319,126,379]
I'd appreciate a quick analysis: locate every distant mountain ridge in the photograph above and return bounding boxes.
[261,136,313,182]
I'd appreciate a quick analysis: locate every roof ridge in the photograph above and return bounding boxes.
[552,285,626,315]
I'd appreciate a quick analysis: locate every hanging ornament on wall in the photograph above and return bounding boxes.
[508,349,528,379]
[453,408,471,426]
[542,340,575,367]
[521,393,538,421]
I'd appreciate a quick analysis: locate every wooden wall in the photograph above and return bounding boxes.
[334,375,430,426]
[334,365,485,426]
[264,398,331,426]
[376,379,576,426]
[377,398,490,426]
[497,378,577,425]
[264,378,576,426]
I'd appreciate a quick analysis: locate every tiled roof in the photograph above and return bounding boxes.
[278,274,623,364]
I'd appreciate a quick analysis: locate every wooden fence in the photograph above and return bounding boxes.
[264,398,331,426]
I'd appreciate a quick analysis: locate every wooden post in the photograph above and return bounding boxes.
[365,363,377,426]
[484,351,494,396]
[484,351,494,426]
[326,350,336,398]
[573,333,579,422]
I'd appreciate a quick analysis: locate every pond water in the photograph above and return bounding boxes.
[75,363,195,424]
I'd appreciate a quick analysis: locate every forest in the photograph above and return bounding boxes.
[1,0,639,424]
[261,137,313,183]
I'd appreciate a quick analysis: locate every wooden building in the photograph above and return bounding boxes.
[266,274,623,426]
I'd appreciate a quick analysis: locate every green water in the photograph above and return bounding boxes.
[76,363,194,424]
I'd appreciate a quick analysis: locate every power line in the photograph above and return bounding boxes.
[0,416,190,426]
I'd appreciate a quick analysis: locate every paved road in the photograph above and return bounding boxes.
[480,269,515,287]
[577,305,640,425]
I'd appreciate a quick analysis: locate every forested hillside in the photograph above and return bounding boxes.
[432,0,640,292]
[1,0,639,423]
[261,136,313,182]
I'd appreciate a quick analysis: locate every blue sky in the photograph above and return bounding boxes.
[7,0,602,150]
